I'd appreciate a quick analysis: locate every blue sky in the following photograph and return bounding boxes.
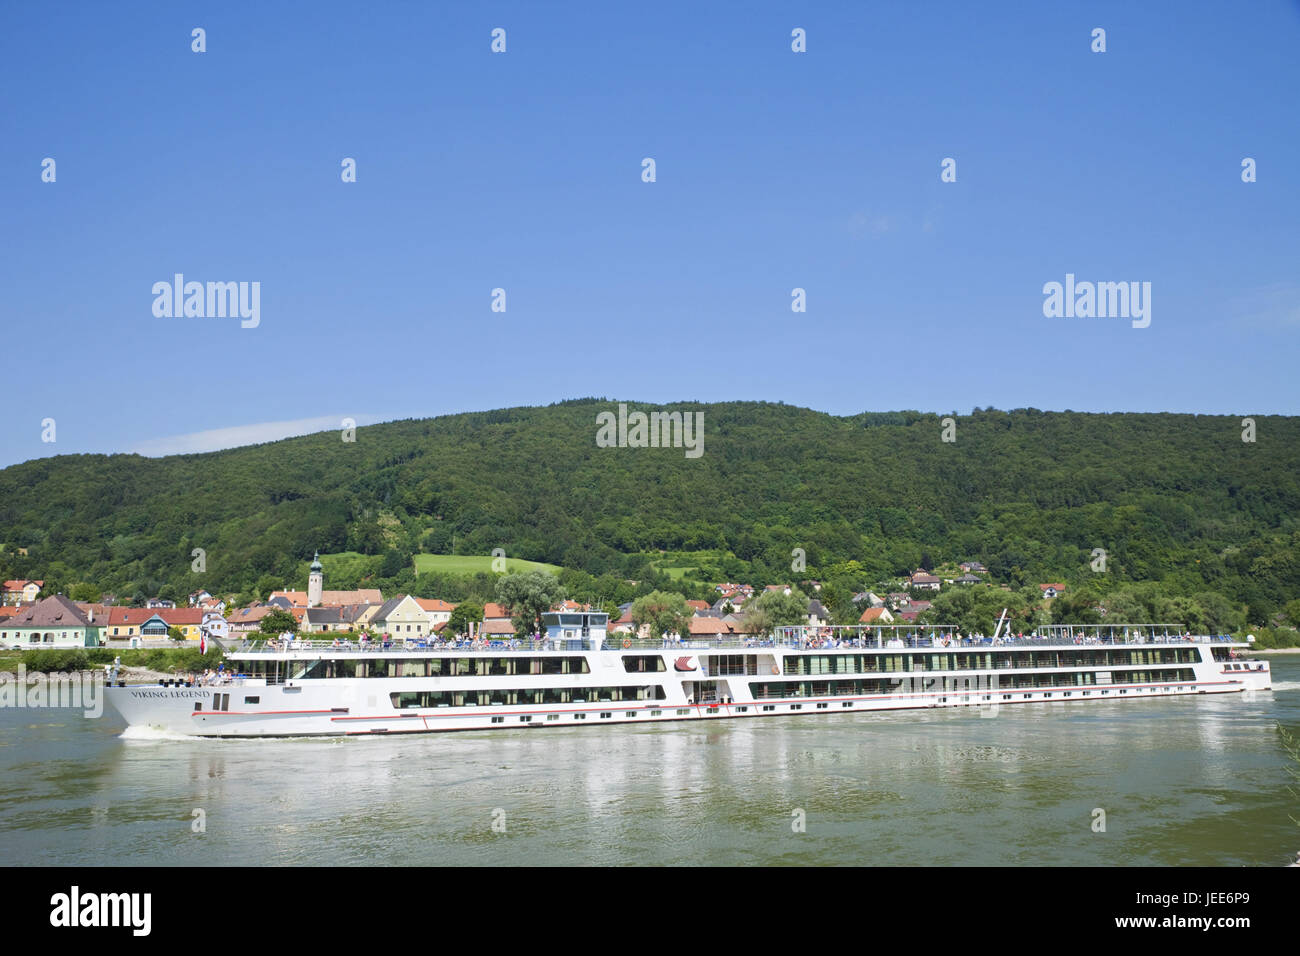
[2,1,1297,467]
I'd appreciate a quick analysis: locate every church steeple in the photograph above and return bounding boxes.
[308,551,324,607]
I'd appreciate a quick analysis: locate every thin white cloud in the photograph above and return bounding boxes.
[131,415,377,457]
[1229,282,1300,329]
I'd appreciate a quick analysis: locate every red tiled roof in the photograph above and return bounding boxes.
[4,580,43,590]
[859,608,889,623]
[688,617,740,636]
[414,598,456,612]
[156,608,205,625]
[482,603,510,620]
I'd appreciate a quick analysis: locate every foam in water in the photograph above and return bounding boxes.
[119,725,202,741]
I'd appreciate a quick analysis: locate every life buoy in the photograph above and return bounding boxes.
[623,639,631,649]
[771,665,780,675]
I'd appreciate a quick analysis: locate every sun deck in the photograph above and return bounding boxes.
[226,624,1247,658]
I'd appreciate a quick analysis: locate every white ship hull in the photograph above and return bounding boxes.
[104,637,1272,738]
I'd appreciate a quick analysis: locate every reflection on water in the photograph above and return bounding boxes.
[0,661,1297,866]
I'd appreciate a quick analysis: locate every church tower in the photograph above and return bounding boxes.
[308,551,323,608]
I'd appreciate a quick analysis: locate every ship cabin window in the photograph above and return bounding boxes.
[601,712,612,719]
[625,711,636,718]
[244,696,260,704]
[623,656,666,672]
[491,716,504,724]
[193,703,202,711]
[676,708,690,716]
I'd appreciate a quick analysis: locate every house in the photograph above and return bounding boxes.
[1039,583,1066,599]
[225,605,284,637]
[960,562,987,574]
[101,607,163,641]
[340,603,381,631]
[687,617,742,640]
[3,580,43,604]
[909,571,941,591]
[0,595,99,648]
[853,591,885,607]
[764,584,793,596]
[188,589,213,606]
[478,618,518,637]
[858,607,894,624]
[955,574,982,585]
[807,599,830,627]
[414,598,456,629]
[302,607,348,633]
[897,610,921,623]
[370,595,435,639]
[886,592,911,609]
[907,600,933,613]
[156,608,205,640]
[199,611,230,642]
[685,599,711,612]
[145,598,175,609]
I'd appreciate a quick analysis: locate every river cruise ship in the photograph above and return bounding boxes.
[103,612,1272,737]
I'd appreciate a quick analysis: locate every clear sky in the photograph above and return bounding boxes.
[2,1,1297,467]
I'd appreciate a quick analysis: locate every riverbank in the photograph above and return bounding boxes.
[0,665,172,683]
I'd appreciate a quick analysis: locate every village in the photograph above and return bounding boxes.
[0,556,1068,650]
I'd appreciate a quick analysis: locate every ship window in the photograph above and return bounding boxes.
[762,705,775,712]
[625,711,636,718]
[650,709,662,716]
[737,707,748,713]
[244,696,259,704]
[519,716,532,723]
[193,703,202,711]
[574,714,585,720]
[676,708,690,716]
[601,712,611,719]
[491,716,504,724]
[842,702,852,708]
[546,714,559,721]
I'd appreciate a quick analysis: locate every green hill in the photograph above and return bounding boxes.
[0,400,1297,624]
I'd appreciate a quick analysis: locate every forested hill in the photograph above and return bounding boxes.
[1,401,1298,623]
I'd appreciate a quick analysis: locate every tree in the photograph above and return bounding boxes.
[168,625,186,645]
[69,582,101,602]
[447,601,484,637]
[495,571,566,637]
[258,608,298,635]
[1051,591,1101,626]
[748,587,809,631]
[630,591,691,639]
